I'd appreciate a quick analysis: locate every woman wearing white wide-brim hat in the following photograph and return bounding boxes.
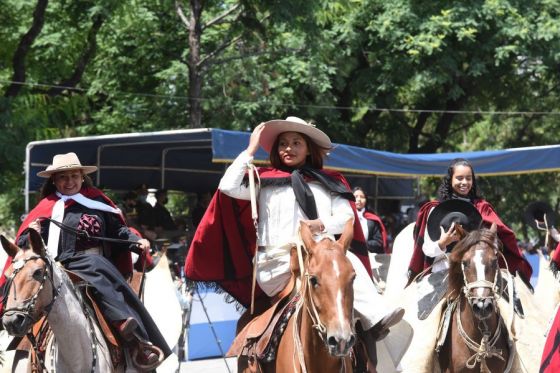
[190,116,406,370]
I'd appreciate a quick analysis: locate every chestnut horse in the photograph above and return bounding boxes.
[241,221,357,372]
[0,230,121,372]
[438,224,512,373]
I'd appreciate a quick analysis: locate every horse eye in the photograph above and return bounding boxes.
[462,260,469,268]
[32,268,44,281]
[309,276,319,288]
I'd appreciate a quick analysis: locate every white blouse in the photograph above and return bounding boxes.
[218,151,354,248]
[356,208,369,239]
[422,207,449,272]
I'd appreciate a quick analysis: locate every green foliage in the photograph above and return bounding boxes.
[2,0,560,236]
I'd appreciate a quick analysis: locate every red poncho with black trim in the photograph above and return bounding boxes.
[0,187,150,313]
[184,168,372,308]
[363,211,389,253]
[408,199,532,285]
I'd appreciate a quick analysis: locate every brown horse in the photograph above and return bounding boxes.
[438,224,511,373]
[240,220,357,373]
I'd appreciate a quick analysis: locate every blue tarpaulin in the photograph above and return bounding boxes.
[25,128,560,212]
[212,129,560,177]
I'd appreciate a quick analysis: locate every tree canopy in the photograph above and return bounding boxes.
[1,0,560,239]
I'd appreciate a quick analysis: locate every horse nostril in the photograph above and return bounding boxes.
[327,335,338,348]
[348,335,356,348]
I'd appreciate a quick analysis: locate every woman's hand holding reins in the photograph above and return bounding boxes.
[28,218,42,233]
[247,123,265,156]
[137,238,151,252]
[301,219,325,235]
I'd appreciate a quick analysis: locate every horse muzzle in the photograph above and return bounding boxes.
[326,331,355,357]
[469,297,495,320]
[2,311,34,336]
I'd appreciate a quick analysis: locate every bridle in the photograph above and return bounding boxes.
[461,260,501,320]
[292,241,353,373]
[2,251,100,373]
[1,254,61,323]
[456,240,507,371]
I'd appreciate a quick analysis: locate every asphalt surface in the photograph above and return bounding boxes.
[178,357,237,373]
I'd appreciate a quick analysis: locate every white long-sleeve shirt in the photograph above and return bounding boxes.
[218,151,354,247]
[422,207,449,272]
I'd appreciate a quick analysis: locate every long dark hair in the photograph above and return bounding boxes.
[39,173,94,199]
[352,186,368,209]
[269,132,330,169]
[437,158,481,201]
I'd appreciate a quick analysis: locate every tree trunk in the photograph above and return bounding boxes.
[4,0,48,97]
[187,0,203,128]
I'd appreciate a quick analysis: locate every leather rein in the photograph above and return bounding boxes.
[44,217,143,254]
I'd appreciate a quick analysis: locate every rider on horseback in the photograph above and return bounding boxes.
[409,158,533,287]
[1,152,171,371]
[186,116,405,370]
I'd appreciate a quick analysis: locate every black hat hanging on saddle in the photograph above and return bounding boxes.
[427,199,483,241]
[524,201,557,230]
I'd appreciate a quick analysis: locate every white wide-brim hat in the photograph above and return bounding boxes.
[259,116,332,153]
[37,152,98,178]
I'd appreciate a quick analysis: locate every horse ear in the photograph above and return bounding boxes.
[455,224,466,239]
[300,221,316,250]
[28,229,47,257]
[0,235,19,258]
[337,219,354,251]
[290,245,301,276]
[489,222,498,234]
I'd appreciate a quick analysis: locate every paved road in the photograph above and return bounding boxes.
[178,357,237,373]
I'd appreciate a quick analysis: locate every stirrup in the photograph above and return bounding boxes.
[131,341,164,371]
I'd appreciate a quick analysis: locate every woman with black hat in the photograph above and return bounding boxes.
[408,158,532,286]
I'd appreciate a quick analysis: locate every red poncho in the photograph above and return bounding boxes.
[541,305,560,372]
[184,167,372,308]
[0,187,136,314]
[408,199,532,285]
[363,211,389,253]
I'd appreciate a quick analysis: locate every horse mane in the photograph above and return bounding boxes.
[447,228,499,298]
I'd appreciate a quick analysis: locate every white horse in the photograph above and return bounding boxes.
[384,222,416,303]
[1,230,125,372]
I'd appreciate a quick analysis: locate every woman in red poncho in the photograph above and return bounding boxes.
[0,152,169,370]
[353,187,388,254]
[408,158,532,286]
[186,116,405,368]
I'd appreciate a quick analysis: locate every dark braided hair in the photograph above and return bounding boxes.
[437,158,481,201]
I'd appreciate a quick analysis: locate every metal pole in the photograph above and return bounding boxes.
[193,287,233,373]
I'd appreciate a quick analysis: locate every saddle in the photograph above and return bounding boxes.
[65,269,124,367]
[228,281,298,364]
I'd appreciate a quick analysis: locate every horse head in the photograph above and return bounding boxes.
[449,223,500,320]
[1,230,58,336]
[291,219,356,357]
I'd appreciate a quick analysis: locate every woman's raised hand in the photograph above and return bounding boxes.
[247,122,266,156]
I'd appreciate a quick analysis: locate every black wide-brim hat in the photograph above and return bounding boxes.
[427,199,483,241]
[524,201,557,230]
